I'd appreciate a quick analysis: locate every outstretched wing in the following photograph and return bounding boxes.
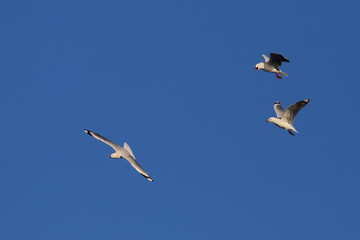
[274,101,285,118]
[269,53,290,67]
[123,154,154,182]
[283,99,310,124]
[84,129,122,151]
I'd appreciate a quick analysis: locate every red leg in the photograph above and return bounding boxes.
[288,130,295,136]
[276,74,282,79]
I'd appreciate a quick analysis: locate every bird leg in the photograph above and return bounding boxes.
[276,73,282,79]
[288,130,295,136]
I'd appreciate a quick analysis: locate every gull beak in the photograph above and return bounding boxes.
[254,67,258,71]
[266,120,269,122]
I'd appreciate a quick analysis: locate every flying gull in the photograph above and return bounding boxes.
[84,129,154,182]
[266,99,310,136]
[255,53,290,79]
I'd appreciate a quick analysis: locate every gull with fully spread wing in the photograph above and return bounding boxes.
[84,129,154,182]
[255,53,290,79]
[266,99,310,136]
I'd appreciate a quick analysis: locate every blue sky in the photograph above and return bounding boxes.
[1,0,359,239]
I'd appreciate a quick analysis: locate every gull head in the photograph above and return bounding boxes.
[254,62,264,71]
[110,153,122,159]
[266,117,277,123]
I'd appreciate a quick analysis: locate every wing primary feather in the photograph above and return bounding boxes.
[84,129,92,136]
[142,174,154,182]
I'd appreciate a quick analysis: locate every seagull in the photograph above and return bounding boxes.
[84,129,154,182]
[266,99,310,136]
[254,53,290,79]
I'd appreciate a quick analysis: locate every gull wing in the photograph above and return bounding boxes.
[123,154,154,182]
[269,53,290,67]
[262,54,270,62]
[84,129,122,151]
[274,101,285,118]
[283,99,310,124]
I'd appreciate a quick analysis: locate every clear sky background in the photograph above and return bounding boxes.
[0,0,359,239]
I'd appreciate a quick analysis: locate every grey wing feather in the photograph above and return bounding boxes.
[283,99,310,124]
[84,129,122,151]
[274,101,285,118]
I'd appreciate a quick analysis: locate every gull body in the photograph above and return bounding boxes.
[266,99,310,136]
[84,129,154,182]
[267,117,298,133]
[255,53,290,79]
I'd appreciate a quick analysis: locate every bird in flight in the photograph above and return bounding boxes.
[84,129,154,182]
[266,99,310,136]
[255,53,290,79]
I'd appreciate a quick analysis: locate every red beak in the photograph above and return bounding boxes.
[266,120,269,122]
[254,67,258,71]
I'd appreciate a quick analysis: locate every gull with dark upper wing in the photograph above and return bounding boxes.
[84,129,154,182]
[266,99,310,136]
[255,53,290,79]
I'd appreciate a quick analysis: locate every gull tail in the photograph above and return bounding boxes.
[280,71,288,77]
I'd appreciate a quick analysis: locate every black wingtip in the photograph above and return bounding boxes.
[288,130,296,136]
[84,129,92,136]
[141,174,154,182]
[271,52,290,62]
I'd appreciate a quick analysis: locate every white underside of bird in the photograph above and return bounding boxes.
[255,62,288,76]
[267,117,298,133]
